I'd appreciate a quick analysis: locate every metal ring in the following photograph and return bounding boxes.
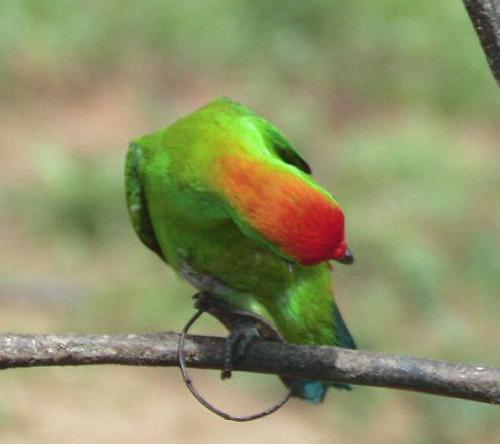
[178,309,293,421]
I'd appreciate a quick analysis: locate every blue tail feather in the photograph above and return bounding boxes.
[289,380,328,404]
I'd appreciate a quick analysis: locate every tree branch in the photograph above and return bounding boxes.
[463,0,500,84]
[0,332,498,405]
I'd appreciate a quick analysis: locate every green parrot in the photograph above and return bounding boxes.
[125,98,355,403]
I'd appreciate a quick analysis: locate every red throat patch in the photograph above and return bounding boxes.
[216,155,345,265]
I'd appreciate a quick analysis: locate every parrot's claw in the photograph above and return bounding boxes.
[221,321,260,380]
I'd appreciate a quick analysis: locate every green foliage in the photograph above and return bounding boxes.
[1,1,498,114]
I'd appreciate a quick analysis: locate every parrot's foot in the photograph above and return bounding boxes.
[192,292,270,380]
[221,321,260,380]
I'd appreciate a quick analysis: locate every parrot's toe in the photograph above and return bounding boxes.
[221,321,260,380]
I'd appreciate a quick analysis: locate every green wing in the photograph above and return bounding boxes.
[125,142,165,260]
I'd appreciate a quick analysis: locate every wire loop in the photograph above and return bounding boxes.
[178,309,292,421]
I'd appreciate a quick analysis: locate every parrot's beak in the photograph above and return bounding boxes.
[335,247,354,265]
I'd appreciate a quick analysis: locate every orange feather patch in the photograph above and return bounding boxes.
[216,155,346,265]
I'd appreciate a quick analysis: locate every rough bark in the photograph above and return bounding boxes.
[0,332,498,405]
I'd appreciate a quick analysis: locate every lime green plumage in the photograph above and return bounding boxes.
[125,98,355,402]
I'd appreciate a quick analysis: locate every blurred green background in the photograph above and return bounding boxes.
[0,1,499,443]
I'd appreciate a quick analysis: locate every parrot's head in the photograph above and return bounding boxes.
[215,151,354,267]
[282,191,353,267]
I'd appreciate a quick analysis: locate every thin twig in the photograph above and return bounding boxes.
[463,0,500,84]
[0,332,498,405]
